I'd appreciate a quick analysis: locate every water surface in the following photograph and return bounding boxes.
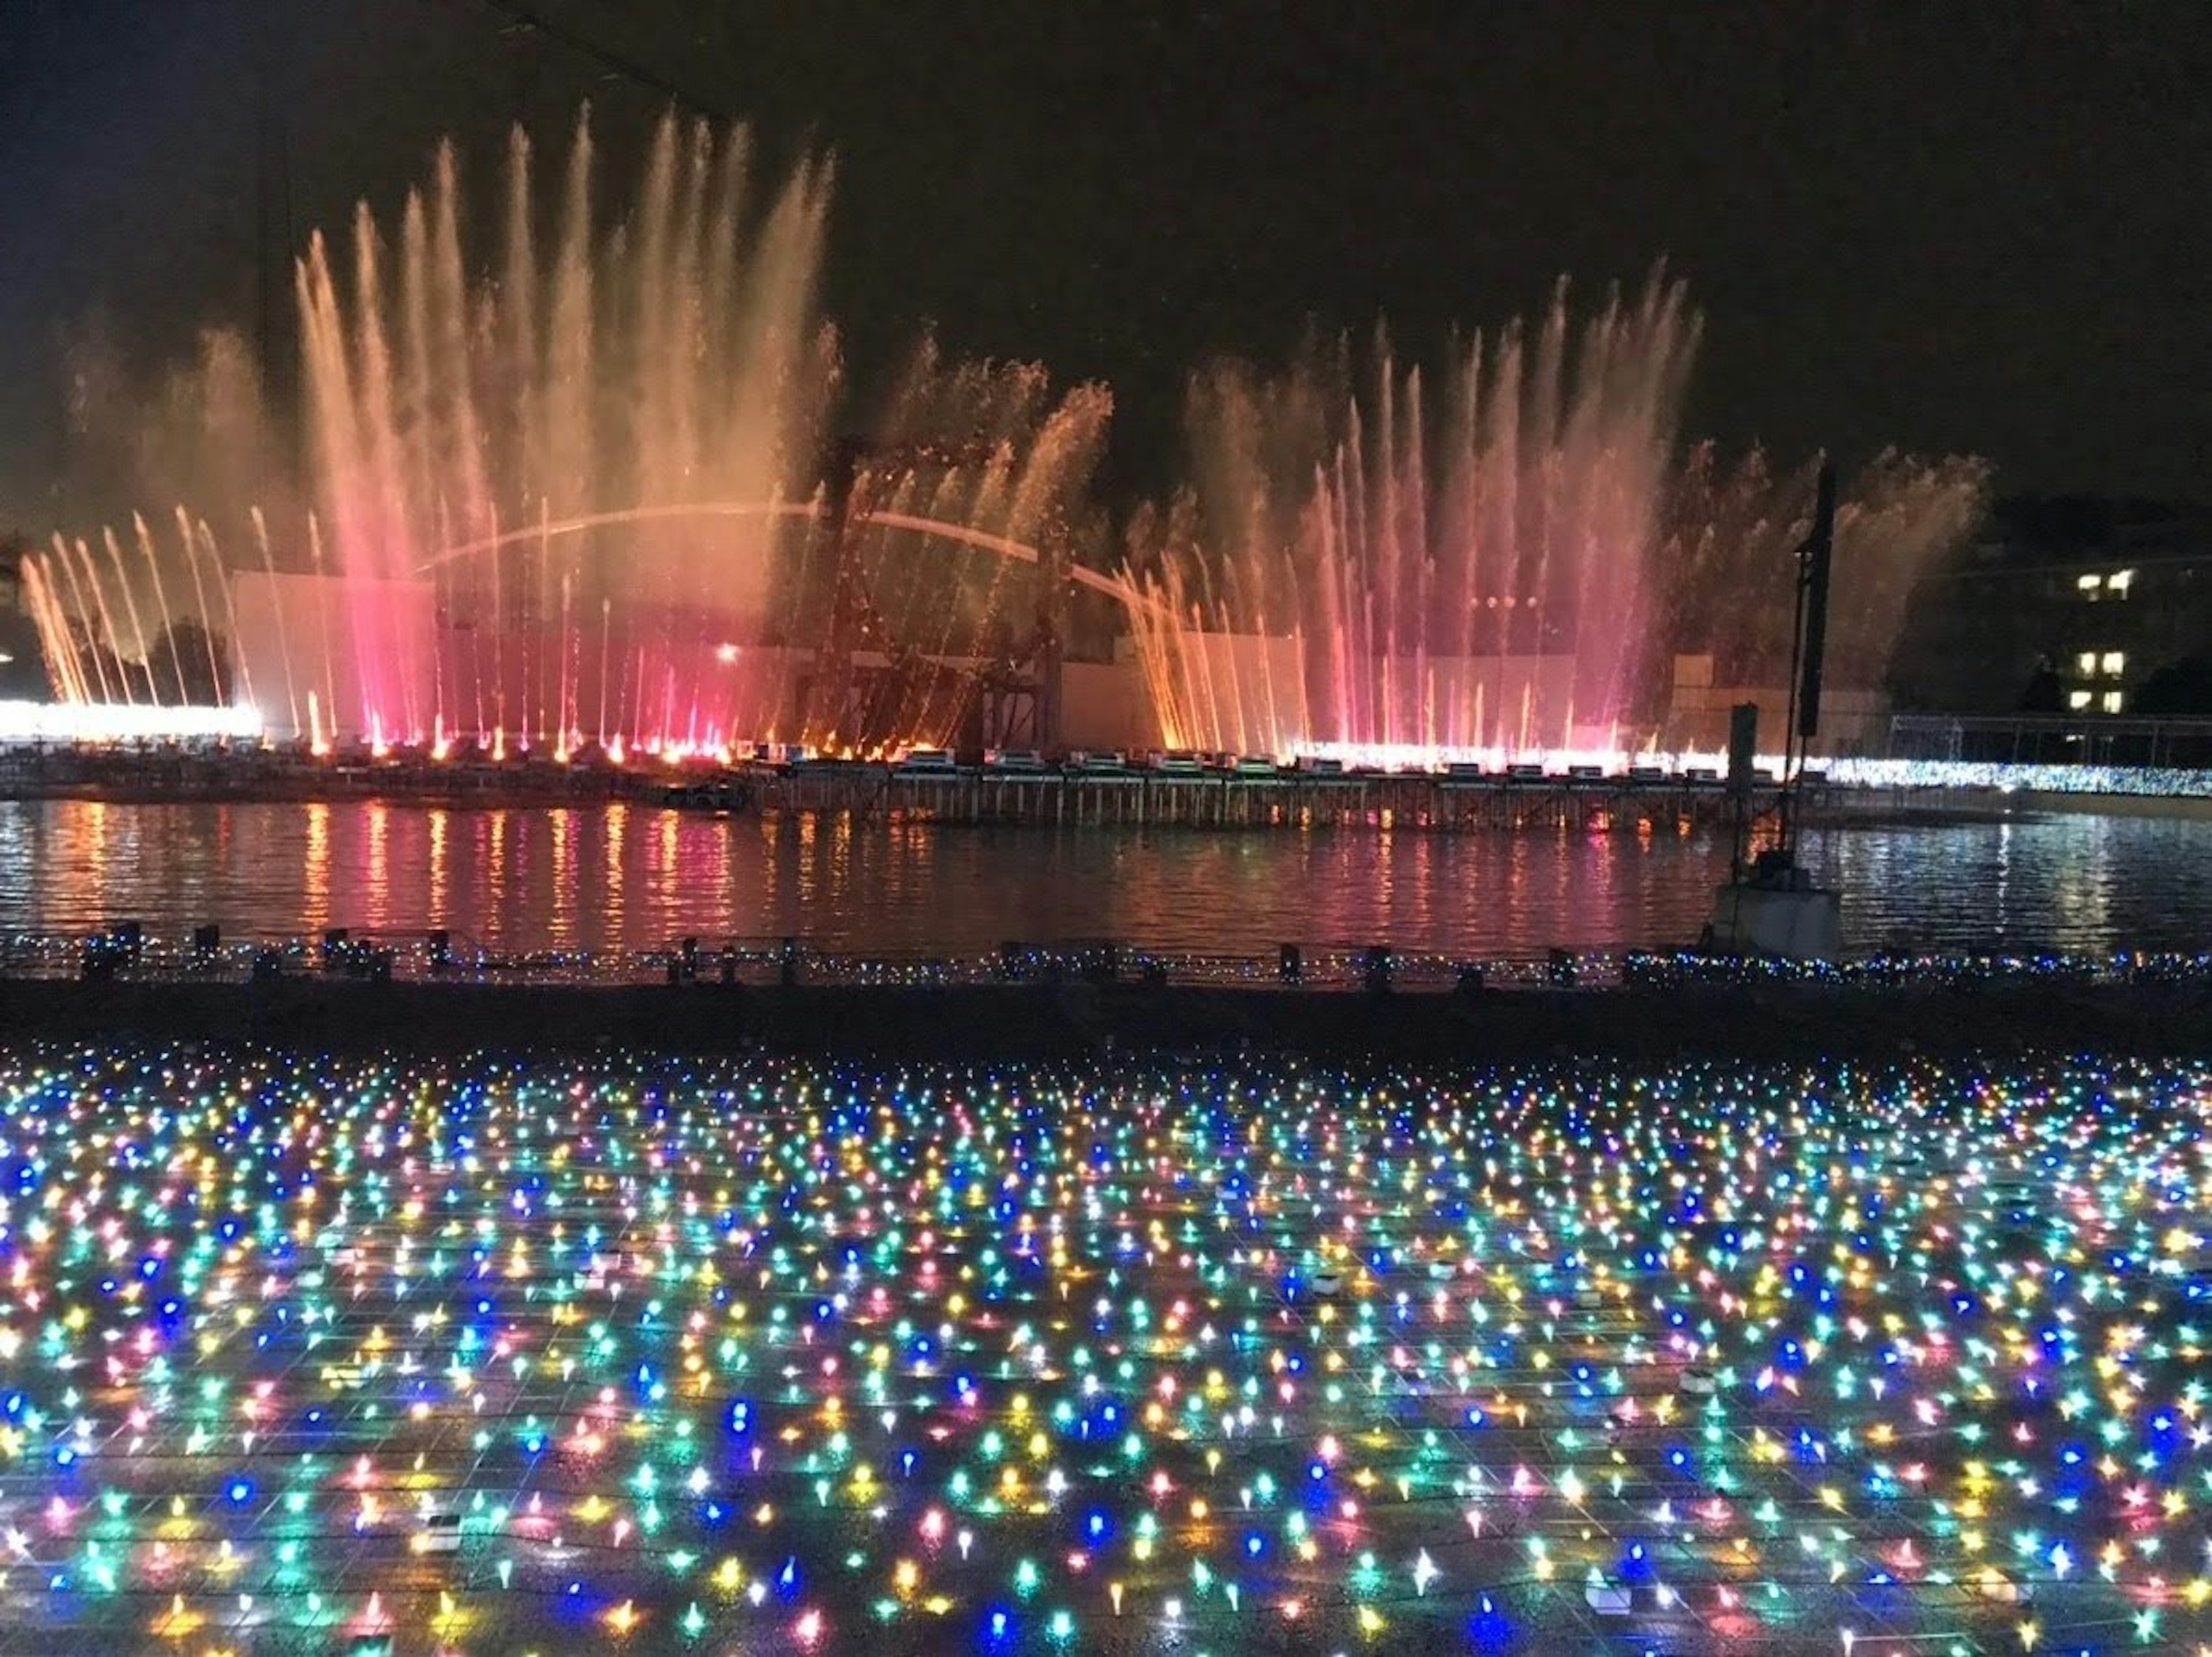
[0,799,2202,959]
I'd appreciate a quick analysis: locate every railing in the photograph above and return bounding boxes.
[16,926,2211,995]
[1883,713,2212,768]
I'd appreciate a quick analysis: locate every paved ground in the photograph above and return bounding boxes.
[0,1044,2202,1652]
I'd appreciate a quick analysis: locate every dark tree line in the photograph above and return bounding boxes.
[0,533,235,705]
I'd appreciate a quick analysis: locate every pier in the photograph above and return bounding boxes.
[766,761,1800,831]
[0,741,1845,831]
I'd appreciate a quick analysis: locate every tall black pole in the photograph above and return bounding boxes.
[1796,461,1837,750]
[1781,459,1837,861]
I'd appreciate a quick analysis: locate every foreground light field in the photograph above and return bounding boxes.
[0,1048,2205,1654]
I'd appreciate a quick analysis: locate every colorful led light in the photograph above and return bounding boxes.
[0,1045,2199,1650]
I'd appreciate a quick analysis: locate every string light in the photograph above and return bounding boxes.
[14,927,2212,993]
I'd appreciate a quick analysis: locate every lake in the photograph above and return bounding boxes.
[1,797,2204,960]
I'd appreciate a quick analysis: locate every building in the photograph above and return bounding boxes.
[1889,495,2212,719]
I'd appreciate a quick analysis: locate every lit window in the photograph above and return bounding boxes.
[2075,651,2097,676]
[2077,573,2103,591]
[2101,651,2124,676]
[2108,569,2134,594]
[2102,690,2124,714]
[2067,689,2092,710]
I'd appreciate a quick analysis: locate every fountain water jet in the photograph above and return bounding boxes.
[29,114,1988,766]
[1125,275,1987,764]
[39,112,1111,756]
[1125,274,1700,760]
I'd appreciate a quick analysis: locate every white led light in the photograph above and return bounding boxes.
[0,702,263,744]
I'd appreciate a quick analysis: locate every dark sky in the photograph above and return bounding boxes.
[2,0,2206,530]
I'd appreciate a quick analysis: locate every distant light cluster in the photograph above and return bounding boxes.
[14,927,2212,996]
[1296,741,2212,798]
[1825,757,2212,798]
[1620,946,2212,989]
[0,701,263,744]
[0,1046,2206,1650]
[1292,741,1747,775]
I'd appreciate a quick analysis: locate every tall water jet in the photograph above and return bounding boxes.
[1653,443,1991,697]
[1126,274,1988,765]
[31,111,1987,763]
[271,109,845,746]
[774,343,1113,750]
[1126,272,1701,760]
[40,111,846,747]
[37,109,1126,756]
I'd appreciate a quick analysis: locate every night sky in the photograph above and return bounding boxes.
[2,0,2205,532]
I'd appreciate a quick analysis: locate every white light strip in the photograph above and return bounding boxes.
[0,702,265,744]
[1291,741,2212,798]
[1825,757,2212,798]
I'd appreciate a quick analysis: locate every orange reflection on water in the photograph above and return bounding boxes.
[602,803,628,942]
[302,803,331,936]
[547,809,575,947]
[363,803,392,934]
[489,813,514,943]
[427,809,450,927]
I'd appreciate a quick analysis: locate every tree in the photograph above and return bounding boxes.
[146,619,234,706]
[2016,656,2063,714]
[2135,655,2212,717]
[0,534,54,700]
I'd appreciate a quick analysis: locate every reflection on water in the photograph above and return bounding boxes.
[0,798,2203,958]
[303,802,331,937]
